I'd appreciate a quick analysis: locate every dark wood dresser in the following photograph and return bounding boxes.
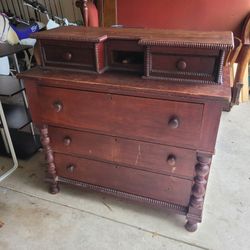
[19,27,233,232]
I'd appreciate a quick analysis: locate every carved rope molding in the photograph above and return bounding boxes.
[145,46,150,77]
[151,69,212,78]
[95,43,100,73]
[138,40,233,50]
[59,176,188,214]
[142,76,218,85]
[217,50,226,84]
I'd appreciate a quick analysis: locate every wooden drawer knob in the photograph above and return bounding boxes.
[66,164,75,173]
[63,52,72,61]
[63,136,72,146]
[53,101,63,112]
[176,60,187,71]
[167,155,176,166]
[168,117,180,129]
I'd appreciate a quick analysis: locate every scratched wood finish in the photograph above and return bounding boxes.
[19,67,231,104]
[49,126,196,178]
[150,47,219,81]
[28,85,204,149]
[32,26,233,83]
[55,153,193,207]
[19,27,232,232]
[41,40,97,72]
[31,26,233,46]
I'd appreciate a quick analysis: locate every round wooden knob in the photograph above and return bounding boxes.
[63,52,72,61]
[167,155,176,166]
[176,60,187,70]
[63,136,72,146]
[66,164,75,173]
[168,117,179,129]
[53,101,63,112]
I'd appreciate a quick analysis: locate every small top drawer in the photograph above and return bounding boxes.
[30,86,204,148]
[40,40,105,73]
[145,47,223,83]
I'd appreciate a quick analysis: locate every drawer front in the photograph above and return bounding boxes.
[41,40,96,71]
[50,126,196,178]
[149,47,220,82]
[37,86,203,147]
[55,153,192,206]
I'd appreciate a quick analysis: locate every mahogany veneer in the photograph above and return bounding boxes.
[20,27,233,232]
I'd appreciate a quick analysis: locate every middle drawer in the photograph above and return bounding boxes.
[49,126,196,178]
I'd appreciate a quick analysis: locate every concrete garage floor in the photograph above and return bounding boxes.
[0,102,250,250]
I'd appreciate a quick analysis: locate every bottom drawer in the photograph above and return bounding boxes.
[55,153,192,207]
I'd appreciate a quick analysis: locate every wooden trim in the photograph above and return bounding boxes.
[103,0,117,27]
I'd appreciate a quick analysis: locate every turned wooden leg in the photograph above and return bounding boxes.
[185,152,212,232]
[230,83,243,107]
[185,220,198,232]
[49,181,60,195]
[40,125,60,194]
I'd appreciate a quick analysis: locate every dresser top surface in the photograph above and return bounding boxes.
[19,67,231,103]
[31,26,233,48]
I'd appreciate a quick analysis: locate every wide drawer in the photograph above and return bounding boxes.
[40,40,97,72]
[50,126,196,178]
[33,86,203,148]
[55,153,192,206]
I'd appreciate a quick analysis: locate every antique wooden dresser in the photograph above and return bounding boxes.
[19,27,233,232]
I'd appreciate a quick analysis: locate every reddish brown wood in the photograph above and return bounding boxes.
[40,125,59,194]
[55,153,192,206]
[31,86,204,149]
[95,42,106,73]
[231,13,250,105]
[146,46,223,83]
[31,26,233,84]
[19,66,231,105]
[31,27,233,46]
[40,40,97,72]
[48,126,196,178]
[185,152,212,232]
[199,101,223,153]
[19,27,231,232]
